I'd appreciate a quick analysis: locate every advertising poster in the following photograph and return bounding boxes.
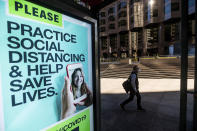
[0,0,94,131]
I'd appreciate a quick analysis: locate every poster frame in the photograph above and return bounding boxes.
[1,0,100,131]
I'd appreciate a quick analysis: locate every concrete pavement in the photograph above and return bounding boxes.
[101,78,194,131]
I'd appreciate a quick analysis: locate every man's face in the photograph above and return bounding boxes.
[135,67,140,73]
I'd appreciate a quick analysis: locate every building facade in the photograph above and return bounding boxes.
[99,0,196,58]
[99,0,130,58]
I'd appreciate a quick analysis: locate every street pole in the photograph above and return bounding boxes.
[193,0,197,130]
[180,0,188,131]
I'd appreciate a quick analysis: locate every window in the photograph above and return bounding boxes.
[118,11,127,18]
[130,0,134,5]
[108,16,115,21]
[100,27,106,32]
[120,33,129,47]
[100,19,106,25]
[171,23,180,40]
[118,2,127,10]
[171,2,179,11]
[188,0,195,14]
[164,3,171,19]
[188,20,195,44]
[109,24,115,29]
[152,9,158,17]
[118,20,127,27]
[152,28,158,42]
[131,16,134,24]
[137,31,143,48]
[144,5,148,21]
[147,28,158,43]
[130,7,133,14]
[110,35,117,48]
[189,20,195,36]
[134,5,138,12]
[108,7,115,14]
[164,25,171,41]
[164,0,171,4]
[100,12,106,17]
[130,0,140,5]
[101,37,107,50]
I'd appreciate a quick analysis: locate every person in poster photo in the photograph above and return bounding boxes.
[60,68,93,120]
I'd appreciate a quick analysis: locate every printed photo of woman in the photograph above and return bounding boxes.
[60,67,93,120]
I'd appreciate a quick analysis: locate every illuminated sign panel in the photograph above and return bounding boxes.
[0,0,94,131]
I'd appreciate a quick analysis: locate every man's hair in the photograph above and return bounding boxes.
[133,65,139,71]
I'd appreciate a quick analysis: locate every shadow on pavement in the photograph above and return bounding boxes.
[101,91,193,131]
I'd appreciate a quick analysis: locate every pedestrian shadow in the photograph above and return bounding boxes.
[101,91,193,131]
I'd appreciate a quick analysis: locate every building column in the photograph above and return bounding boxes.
[107,36,110,58]
[142,28,147,56]
[158,23,165,55]
[129,31,132,57]
[117,33,121,57]
[99,37,102,58]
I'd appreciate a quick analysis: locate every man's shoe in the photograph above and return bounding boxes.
[137,107,146,111]
[120,104,126,111]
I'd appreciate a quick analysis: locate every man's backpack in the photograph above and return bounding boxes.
[122,77,131,94]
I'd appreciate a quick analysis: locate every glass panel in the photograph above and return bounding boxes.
[171,2,179,11]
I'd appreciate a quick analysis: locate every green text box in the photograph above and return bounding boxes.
[9,0,62,27]
[47,109,90,131]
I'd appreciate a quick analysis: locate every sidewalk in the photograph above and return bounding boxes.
[101,78,194,131]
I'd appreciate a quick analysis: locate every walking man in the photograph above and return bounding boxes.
[120,65,145,111]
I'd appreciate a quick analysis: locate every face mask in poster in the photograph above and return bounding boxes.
[0,0,94,131]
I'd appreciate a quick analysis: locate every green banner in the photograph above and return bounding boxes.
[9,0,62,27]
[47,109,90,131]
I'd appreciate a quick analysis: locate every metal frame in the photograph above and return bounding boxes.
[180,0,188,131]
[180,0,197,131]
[83,16,101,131]
[26,1,100,131]
[194,0,197,130]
